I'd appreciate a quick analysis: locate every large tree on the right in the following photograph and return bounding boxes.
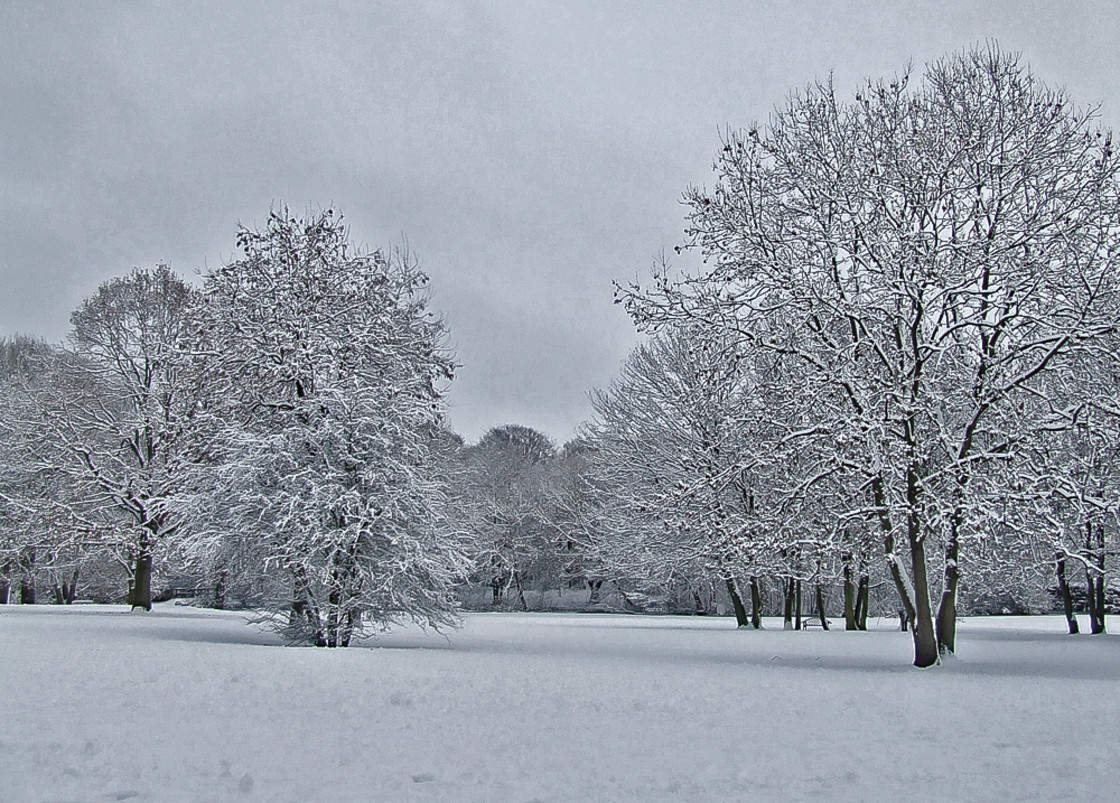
[618,46,1120,667]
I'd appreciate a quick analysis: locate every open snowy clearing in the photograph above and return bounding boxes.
[1,606,1117,802]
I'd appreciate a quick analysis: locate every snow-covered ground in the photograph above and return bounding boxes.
[1,605,1117,801]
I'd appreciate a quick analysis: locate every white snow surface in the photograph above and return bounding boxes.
[2,605,1117,802]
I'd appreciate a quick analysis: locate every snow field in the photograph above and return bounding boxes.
[1,605,1117,801]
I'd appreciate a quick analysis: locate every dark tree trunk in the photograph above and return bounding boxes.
[843,554,857,630]
[908,535,938,666]
[1079,524,1106,636]
[726,578,749,628]
[341,609,360,647]
[290,569,325,646]
[874,477,917,638]
[587,578,602,605]
[514,571,528,610]
[794,580,802,630]
[692,588,708,615]
[491,578,503,605]
[1086,565,1106,635]
[213,569,227,610]
[904,463,939,668]
[62,570,79,604]
[749,576,763,629]
[326,585,342,648]
[129,543,153,612]
[782,577,795,630]
[855,575,869,630]
[0,558,11,604]
[935,523,961,655]
[1055,554,1079,635]
[815,584,829,630]
[18,547,35,604]
[1085,521,1107,635]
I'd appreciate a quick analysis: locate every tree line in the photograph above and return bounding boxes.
[3,46,1119,666]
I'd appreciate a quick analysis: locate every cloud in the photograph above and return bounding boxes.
[3,1,1120,442]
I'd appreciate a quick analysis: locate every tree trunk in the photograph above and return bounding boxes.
[726,578,749,628]
[855,575,869,630]
[514,571,528,611]
[129,542,153,612]
[874,477,916,634]
[908,527,939,667]
[1085,521,1107,635]
[749,576,763,629]
[794,580,802,630]
[18,546,35,604]
[290,569,326,646]
[341,609,360,647]
[935,522,961,655]
[1085,564,1105,635]
[897,461,938,667]
[587,578,602,605]
[1055,554,1079,635]
[64,572,78,604]
[843,554,857,630]
[782,577,795,630]
[213,568,227,610]
[326,585,343,648]
[692,588,708,616]
[815,584,829,630]
[0,559,11,604]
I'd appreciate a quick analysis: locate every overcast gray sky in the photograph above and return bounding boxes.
[3,2,1119,444]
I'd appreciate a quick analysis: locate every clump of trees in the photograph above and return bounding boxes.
[1,207,472,646]
[612,45,1120,665]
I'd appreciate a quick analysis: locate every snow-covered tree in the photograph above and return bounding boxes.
[0,335,57,603]
[61,264,198,609]
[617,46,1120,666]
[458,424,559,608]
[586,325,787,626]
[0,267,197,610]
[546,437,610,605]
[1006,347,1120,634]
[178,206,468,646]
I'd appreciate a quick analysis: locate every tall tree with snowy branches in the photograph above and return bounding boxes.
[4,267,198,610]
[177,207,468,646]
[617,46,1120,666]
